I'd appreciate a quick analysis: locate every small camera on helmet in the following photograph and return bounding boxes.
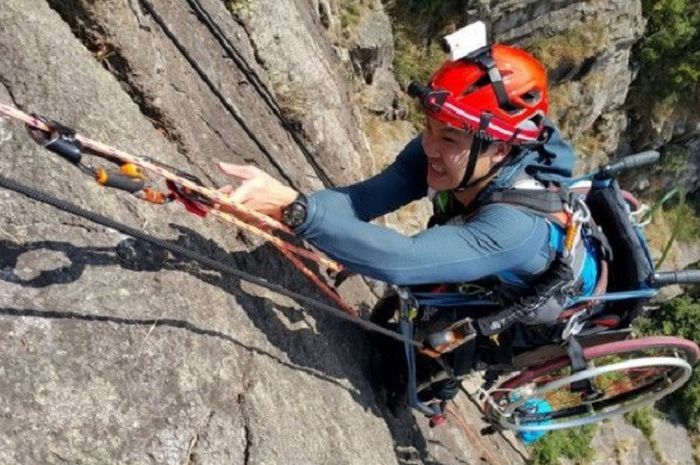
[441,21,489,61]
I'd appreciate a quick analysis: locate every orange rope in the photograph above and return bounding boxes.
[274,240,357,316]
[0,104,289,233]
[0,103,354,315]
[209,209,342,272]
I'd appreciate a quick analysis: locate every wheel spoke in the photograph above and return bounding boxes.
[486,337,699,433]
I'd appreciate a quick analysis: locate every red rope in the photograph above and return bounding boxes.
[0,104,290,233]
[445,404,502,465]
[0,103,353,315]
[274,239,358,316]
[209,209,342,272]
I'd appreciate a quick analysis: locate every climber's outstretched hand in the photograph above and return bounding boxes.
[216,162,298,220]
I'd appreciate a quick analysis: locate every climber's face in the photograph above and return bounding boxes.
[423,117,473,191]
[422,116,508,191]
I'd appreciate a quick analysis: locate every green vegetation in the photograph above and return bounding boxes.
[625,406,656,438]
[526,23,608,76]
[633,0,700,430]
[528,425,596,465]
[632,0,700,110]
[385,0,467,47]
[225,0,250,16]
[660,145,691,177]
[392,28,444,128]
[626,407,665,462]
[642,183,700,267]
[340,0,362,31]
[635,295,700,430]
[392,28,444,88]
[524,24,610,139]
[384,1,467,128]
[657,193,700,244]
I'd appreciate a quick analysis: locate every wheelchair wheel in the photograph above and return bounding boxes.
[483,336,699,432]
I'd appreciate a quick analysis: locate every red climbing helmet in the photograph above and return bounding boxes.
[409,43,548,146]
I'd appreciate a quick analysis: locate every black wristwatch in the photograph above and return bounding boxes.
[281,192,308,228]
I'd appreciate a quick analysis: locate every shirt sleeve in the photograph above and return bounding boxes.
[296,202,552,286]
[300,136,428,223]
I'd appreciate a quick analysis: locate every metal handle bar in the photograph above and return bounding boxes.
[652,270,700,287]
[595,151,660,179]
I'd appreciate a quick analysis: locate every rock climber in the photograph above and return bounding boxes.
[216,41,599,408]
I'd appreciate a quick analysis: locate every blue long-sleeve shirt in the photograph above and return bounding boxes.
[295,124,576,287]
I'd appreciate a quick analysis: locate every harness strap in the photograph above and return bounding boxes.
[477,257,575,336]
[457,137,483,191]
[586,223,613,261]
[488,185,614,265]
[566,336,598,394]
[484,187,615,270]
[456,113,493,191]
[481,188,570,227]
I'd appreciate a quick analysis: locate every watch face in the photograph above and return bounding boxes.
[284,202,307,227]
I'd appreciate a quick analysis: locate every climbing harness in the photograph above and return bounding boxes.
[3,102,699,442]
[394,150,669,426]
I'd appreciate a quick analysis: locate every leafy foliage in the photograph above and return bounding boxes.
[624,406,656,438]
[340,0,362,31]
[528,425,596,465]
[660,145,691,177]
[633,0,700,108]
[225,0,250,16]
[383,0,467,128]
[385,0,465,86]
[526,24,608,79]
[655,192,700,243]
[392,27,445,88]
[635,295,700,430]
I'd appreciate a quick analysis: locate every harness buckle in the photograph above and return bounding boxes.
[563,197,591,224]
[562,308,588,340]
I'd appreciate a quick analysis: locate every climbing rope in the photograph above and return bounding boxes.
[0,171,421,347]
[3,103,357,307]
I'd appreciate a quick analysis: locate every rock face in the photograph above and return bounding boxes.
[483,0,697,181]
[2,0,694,463]
[229,0,376,184]
[0,1,525,464]
[588,415,696,465]
[486,0,646,171]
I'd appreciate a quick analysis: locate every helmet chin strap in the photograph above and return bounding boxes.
[455,112,499,192]
[454,140,510,192]
[455,135,484,191]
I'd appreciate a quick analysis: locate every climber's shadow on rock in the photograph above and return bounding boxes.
[0,239,118,286]
[0,229,442,465]
[0,231,361,384]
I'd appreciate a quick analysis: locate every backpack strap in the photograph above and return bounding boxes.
[476,183,606,331]
[480,187,572,228]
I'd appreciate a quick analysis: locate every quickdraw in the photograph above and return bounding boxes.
[0,102,354,315]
